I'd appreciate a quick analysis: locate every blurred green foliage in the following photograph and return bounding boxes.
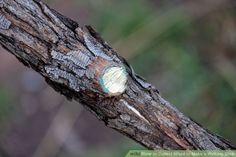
[1,0,236,156]
[0,86,13,126]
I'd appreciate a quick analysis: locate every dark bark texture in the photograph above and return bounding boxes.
[0,0,235,150]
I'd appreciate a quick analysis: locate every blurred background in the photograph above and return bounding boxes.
[0,0,236,157]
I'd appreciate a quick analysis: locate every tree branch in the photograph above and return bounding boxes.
[0,0,235,150]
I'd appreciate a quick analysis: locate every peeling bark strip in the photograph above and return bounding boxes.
[0,0,235,150]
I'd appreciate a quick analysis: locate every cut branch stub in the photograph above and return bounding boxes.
[99,66,128,96]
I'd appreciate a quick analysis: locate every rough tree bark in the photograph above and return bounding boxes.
[0,0,235,150]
